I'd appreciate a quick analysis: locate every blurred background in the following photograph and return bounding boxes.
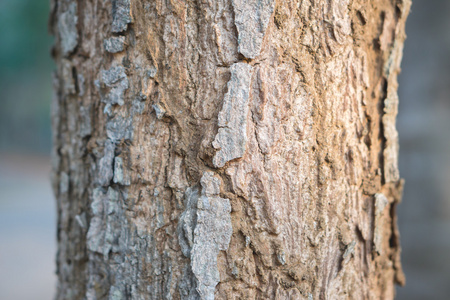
[0,0,55,299]
[0,0,449,299]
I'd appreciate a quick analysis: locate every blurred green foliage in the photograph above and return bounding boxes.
[0,0,54,153]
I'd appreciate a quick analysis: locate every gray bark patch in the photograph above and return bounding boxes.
[61,59,76,94]
[106,114,133,142]
[178,187,199,258]
[152,103,166,119]
[232,0,275,59]
[178,172,233,300]
[212,63,252,168]
[113,157,130,185]
[97,139,115,186]
[99,66,129,116]
[104,36,126,53]
[86,187,126,256]
[112,0,132,33]
[58,2,78,56]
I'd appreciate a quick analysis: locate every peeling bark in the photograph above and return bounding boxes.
[51,0,410,299]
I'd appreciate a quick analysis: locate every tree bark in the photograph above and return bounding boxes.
[50,0,410,299]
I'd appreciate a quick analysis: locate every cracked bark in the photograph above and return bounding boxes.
[51,0,410,299]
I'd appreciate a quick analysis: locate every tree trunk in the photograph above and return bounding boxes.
[50,0,410,299]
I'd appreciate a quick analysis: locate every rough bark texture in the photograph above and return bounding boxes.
[50,0,410,299]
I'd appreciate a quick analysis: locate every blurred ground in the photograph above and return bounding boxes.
[0,0,449,299]
[0,154,55,300]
